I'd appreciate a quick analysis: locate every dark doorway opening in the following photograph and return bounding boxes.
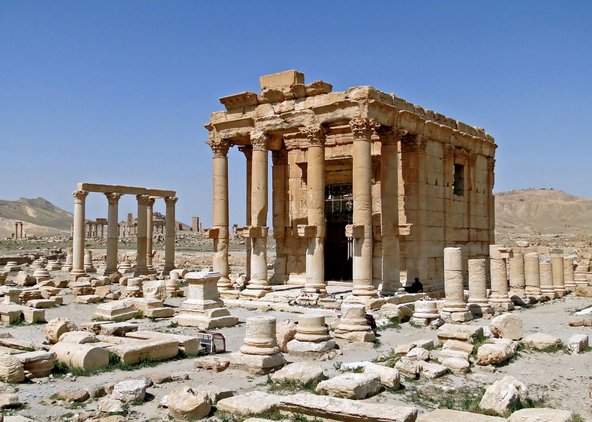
[324,184,353,281]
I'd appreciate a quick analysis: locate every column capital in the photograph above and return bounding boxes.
[164,196,178,205]
[146,197,156,207]
[250,130,268,151]
[378,126,408,145]
[300,124,325,147]
[349,117,379,140]
[238,145,253,160]
[136,194,150,205]
[105,192,123,204]
[72,190,89,203]
[207,137,231,158]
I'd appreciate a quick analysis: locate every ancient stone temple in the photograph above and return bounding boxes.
[205,70,496,294]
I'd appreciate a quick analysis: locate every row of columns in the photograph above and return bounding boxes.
[442,246,579,319]
[70,190,177,280]
[209,117,402,300]
[13,222,24,239]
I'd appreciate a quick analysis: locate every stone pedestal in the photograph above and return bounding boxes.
[489,255,514,312]
[287,315,336,355]
[551,255,567,297]
[122,277,143,298]
[539,261,557,298]
[411,300,441,326]
[165,278,184,298]
[508,252,526,298]
[334,304,375,342]
[524,253,541,296]
[84,250,96,273]
[563,257,576,291]
[4,262,20,273]
[467,258,493,317]
[32,268,50,282]
[441,247,471,322]
[230,316,286,374]
[173,272,237,329]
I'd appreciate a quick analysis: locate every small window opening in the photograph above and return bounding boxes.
[453,164,464,196]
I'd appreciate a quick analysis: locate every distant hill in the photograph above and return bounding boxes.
[495,188,592,237]
[0,198,72,238]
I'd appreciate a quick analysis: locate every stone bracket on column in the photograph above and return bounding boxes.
[490,245,513,260]
[243,226,269,238]
[296,225,317,239]
[397,224,412,237]
[345,224,365,239]
[206,227,228,239]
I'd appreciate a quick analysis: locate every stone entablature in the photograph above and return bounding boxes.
[205,70,496,293]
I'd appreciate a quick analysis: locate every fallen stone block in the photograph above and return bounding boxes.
[490,314,523,340]
[97,336,179,364]
[342,361,400,389]
[437,324,483,343]
[477,341,515,366]
[315,372,381,399]
[0,354,25,383]
[111,379,149,403]
[395,357,422,378]
[418,409,506,422]
[567,334,589,354]
[271,362,325,385]
[125,330,200,356]
[94,300,139,322]
[194,356,230,372]
[74,295,101,304]
[521,333,562,350]
[576,285,592,297]
[45,318,78,344]
[441,357,471,374]
[507,408,573,422]
[14,350,55,378]
[420,362,448,379]
[479,375,529,415]
[164,386,211,421]
[20,307,45,324]
[216,391,282,416]
[0,393,22,409]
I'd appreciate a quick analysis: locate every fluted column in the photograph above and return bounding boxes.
[551,255,566,297]
[134,195,149,276]
[379,126,402,294]
[146,197,155,272]
[243,130,270,298]
[70,190,88,280]
[104,192,122,275]
[350,118,377,298]
[209,136,231,290]
[164,196,178,274]
[239,146,253,282]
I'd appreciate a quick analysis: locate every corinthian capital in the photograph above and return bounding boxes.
[207,137,230,158]
[349,117,379,140]
[300,124,325,147]
[105,192,122,204]
[136,195,150,206]
[72,190,89,203]
[164,196,178,205]
[377,126,408,145]
[250,130,268,151]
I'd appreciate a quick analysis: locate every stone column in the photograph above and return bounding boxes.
[239,146,253,282]
[564,257,576,291]
[209,137,231,290]
[539,260,556,298]
[303,125,326,296]
[488,246,514,311]
[379,127,402,294]
[271,149,288,285]
[20,223,24,239]
[349,117,377,299]
[70,190,88,280]
[242,130,270,299]
[551,255,566,297]
[146,197,155,272]
[134,195,149,276]
[14,223,18,240]
[467,258,491,316]
[442,247,471,322]
[508,252,526,298]
[104,193,122,275]
[164,196,177,274]
[524,252,541,296]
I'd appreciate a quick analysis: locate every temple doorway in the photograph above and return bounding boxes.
[324,184,353,281]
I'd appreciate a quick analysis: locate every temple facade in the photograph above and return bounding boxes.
[205,70,496,295]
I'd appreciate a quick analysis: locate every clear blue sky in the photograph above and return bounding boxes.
[1,1,591,226]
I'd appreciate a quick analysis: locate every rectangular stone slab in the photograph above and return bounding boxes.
[125,331,200,356]
[417,409,505,422]
[98,338,179,364]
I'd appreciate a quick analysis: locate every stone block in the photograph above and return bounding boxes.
[315,373,381,399]
[507,408,573,422]
[490,314,523,340]
[420,362,448,379]
[521,333,561,350]
[437,323,483,343]
[100,337,179,364]
[14,351,55,378]
[418,409,506,422]
[476,341,515,366]
[567,334,588,354]
[271,362,325,385]
[479,376,529,415]
[49,342,109,372]
[125,331,200,356]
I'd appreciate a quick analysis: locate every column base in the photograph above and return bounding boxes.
[162,266,175,276]
[240,287,272,300]
[287,339,337,354]
[134,267,149,277]
[488,299,515,312]
[61,265,73,272]
[468,302,494,318]
[554,287,567,297]
[343,294,385,310]
[69,270,86,282]
[229,351,286,375]
[565,282,577,291]
[173,311,238,330]
[333,329,375,343]
[102,267,119,276]
[540,287,557,299]
[220,289,240,300]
